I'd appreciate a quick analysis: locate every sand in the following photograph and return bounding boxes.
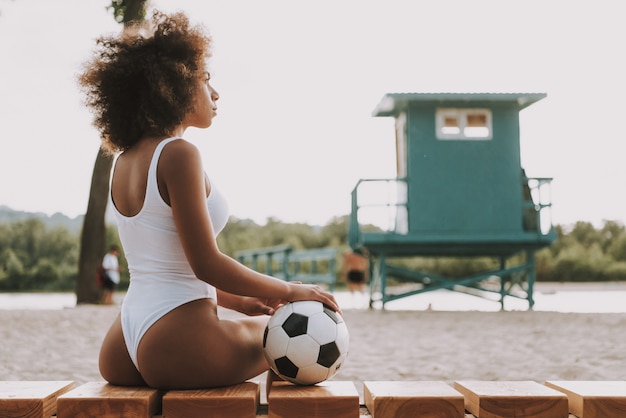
[2,295,626,401]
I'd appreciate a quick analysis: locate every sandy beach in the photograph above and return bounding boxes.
[2,293,626,402]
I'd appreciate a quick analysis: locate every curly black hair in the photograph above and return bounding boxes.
[79,10,212,153]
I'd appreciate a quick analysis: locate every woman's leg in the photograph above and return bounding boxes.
[99,314,146,386]
[137,299,271,390]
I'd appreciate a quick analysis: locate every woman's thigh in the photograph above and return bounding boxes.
[137,299,271,389]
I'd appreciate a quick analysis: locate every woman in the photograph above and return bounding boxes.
[79,10,340,390]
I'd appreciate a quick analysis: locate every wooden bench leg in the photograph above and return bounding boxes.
[454,381,568,418]
[56,382,163,418]
[162,381,260,418]
[364,381,465,418]
[545,380,626,418]
[268,381,359,418]
[0,381,74,418]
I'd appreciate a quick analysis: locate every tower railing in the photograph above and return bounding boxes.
[523,176,554,236]
[350,176,555,249]
[349,177,408,248]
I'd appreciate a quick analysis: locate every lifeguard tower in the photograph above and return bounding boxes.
[349,93,556,309]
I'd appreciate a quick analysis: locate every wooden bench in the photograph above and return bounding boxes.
[268,381,359,418]
[56,381,163,418]
[3,380,624,417]
[454,380,569,418]
[364,381,465,418]
[0,381,74,418]
[545,380,626,418]
[162,381,259,418]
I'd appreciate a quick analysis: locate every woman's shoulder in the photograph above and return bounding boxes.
[160,138,203,170]
[156,137,206,204]
[162,137,200,155]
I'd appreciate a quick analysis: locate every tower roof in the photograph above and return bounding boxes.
[373,92,546,117]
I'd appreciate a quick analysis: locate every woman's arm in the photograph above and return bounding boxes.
[158,139,340,312]
[216,289,286,316]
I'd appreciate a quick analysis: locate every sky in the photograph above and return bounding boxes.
[0,0,624,227]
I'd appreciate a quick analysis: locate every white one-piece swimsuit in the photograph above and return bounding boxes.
[111,137,229,370]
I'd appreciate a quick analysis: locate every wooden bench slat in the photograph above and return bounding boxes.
[545,381,626,418]
[162,381,259,418]
[56,382,162,418]
[268,381,359,418]
[0,381,74,418]
[364,381,465,418]
[454,381,568,418]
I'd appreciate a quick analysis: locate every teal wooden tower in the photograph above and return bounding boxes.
[349,93,556,309]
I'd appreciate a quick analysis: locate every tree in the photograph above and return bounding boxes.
[108,0,148,24]
[75,0,148,304]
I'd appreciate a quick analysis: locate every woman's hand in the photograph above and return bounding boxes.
[287,283,342,314]
[238,296,287,316]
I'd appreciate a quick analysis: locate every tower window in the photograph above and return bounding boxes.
[436,108,492,140]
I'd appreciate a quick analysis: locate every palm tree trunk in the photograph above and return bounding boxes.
[76,148,113,304]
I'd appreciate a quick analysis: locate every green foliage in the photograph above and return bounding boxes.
[3,214,626,292]
[217,216,351,257]
[607,233,626,261]
[0,220,79,291]
[534,221,626,281]
[549,242,608,281]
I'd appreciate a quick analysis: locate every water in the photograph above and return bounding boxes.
[0,293,77,310]
[2,284,626,313]
[336,288,626,313]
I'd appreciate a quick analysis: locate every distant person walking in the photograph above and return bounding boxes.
[341,249,370,308]
[101,245,121,305]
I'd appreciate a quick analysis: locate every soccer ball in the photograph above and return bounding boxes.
[263,300,349,385]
